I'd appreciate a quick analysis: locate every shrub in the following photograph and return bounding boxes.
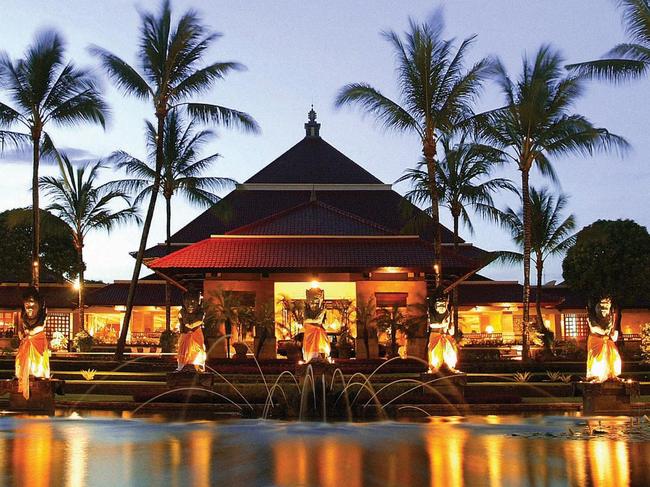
[73,330,94,352]
[159,330,179,353]
[80,369,97,381]
[641,323,650,363]
[513,371,532,382]
[50,331,69,351]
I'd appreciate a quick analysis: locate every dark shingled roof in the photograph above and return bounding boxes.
[226,200,392,236]
[150,236,478,273]
[0,284,78,309]
[167,189,461,245]
[245,136,384,184]
[85,281,183,307]
[458,282,567,306]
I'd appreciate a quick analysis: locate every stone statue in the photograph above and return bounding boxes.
[176,289,207,372]
[302,286,330,362]
[586,296,621,382]
[15,287,51,399]
[427,291,459,372]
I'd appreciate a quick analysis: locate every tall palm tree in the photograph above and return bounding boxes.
[39,156,140,329]
[90,0,259,359]
[110,111,234,330]
[0,30,108,288]
[398,135,515,333]
[567,0,650,81]
[490,188,577,345]
[475,45,627,359]
[335,15,492,288]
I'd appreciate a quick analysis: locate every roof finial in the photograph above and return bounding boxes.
[305,105,321,138]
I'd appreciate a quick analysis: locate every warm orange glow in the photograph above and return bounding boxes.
[15,330,50,399]
[303,323,331,362]
[587,334,622,382]
[310,280,320,289]
[428,333,458,371]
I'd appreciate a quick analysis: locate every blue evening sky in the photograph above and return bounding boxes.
[0,0,647,284]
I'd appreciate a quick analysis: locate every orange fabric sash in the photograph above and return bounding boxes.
[302,323,330,362]
[428,332,458,371]
[177,327,206,371]
[15,331,51,400]
[587,334,621,382]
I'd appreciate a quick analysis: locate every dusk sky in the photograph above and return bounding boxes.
[1,0,648,285]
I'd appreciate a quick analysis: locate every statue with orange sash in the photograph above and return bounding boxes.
[15,287,51,400]
[302,286,330,362]
[586,296,621,382]
[427,292,459,372]
[176,289,207,372]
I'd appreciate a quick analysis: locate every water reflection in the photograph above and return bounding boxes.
[0,415,647,486]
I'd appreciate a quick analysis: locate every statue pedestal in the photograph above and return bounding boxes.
[420,370,466,402]
[2,378,65,412]
[166,370,214,389]
[296,360,337,383]
[582,379,640,415]
[253,337,277,360]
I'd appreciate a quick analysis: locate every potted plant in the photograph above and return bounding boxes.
[376,304,406,358]
[355,296,379,359]
[73,330,94,352]
[159,329,179,354]
[403,301,428,360]
[253,301,277,359]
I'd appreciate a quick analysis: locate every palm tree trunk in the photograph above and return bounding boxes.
[535,253,543,329]
[165,195,172,332]
[423,138,442,288]
[77,243,85,331]
[115,112,166,360]
[31,130,41,289]
[521,169,532,361]
[452,213,460,339]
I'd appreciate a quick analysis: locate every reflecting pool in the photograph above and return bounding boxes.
[0,414,648,486]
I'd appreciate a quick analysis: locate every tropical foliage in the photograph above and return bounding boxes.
[0,30,107,286]
[474,45,628,359]
[90,0,259,359]
[40,156,139,328]
[336,14,492,287]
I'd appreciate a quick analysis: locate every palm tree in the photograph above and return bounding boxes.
[398,135,515,334]
[475,45,628,360]
[377,304,406,358]
[490,188,577,350]
[335,15,492,288]
[567,0,650,81]
[0,30,108,287]
[90,0,259,359]
[110,111,234,330]
[39,156,140,329]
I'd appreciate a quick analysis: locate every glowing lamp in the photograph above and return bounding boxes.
[485,325,494,334]
[73,278,81,291]
[310,280,320,289]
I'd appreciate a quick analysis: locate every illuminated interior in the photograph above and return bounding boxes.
[85,306,181,344]
[274,282,356,339]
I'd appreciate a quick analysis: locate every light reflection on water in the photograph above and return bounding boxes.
[0,414,648,487]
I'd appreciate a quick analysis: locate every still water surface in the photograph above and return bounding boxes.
[0,413,648,487]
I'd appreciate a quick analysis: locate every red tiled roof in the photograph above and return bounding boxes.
[226,200,392,236]
[149,236,478,272]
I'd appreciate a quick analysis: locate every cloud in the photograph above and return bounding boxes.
[0,145,97,165]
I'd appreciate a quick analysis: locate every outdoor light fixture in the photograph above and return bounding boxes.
[73,278,81,291]
[310,280,320,289]
[485,325,494,334]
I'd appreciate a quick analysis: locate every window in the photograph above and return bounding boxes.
[562,313,589,338]
[375,293,407,308]
[0,311,15,336]
[45,312,71,340]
